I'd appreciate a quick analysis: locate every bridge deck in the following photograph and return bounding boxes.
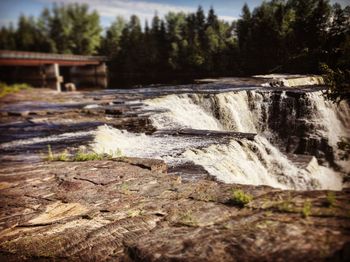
[0,50,107,66]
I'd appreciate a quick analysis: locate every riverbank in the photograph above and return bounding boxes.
[1,158,350,261]
[0,83,350,261]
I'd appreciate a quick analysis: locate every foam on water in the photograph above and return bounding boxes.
[92,125,215,165]
[145,94,222,130]
[91,89,349,191]
[305,92,350,148]
[144,90,348,189]
[145,91,272,133]
[92,125,343,190]
[255,74,325,87]
[182,136,342,190]
[146,90,350,153]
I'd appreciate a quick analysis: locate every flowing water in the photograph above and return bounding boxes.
[92,88,350,191]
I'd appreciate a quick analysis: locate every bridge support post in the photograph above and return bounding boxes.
[95,63,108,88]
[70,63,107,88]
[45,63,62,92]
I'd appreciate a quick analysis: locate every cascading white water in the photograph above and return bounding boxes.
[92,125,216,163]
[304,92,350,173]
[305,92,350,148]
[92,125,342,190]
[145,90,350,155]
[144,91,271,133]
[92,90,349,191]
[145,94,223,130]
[182,136,342,190]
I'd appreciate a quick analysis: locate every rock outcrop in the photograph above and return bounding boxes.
[1,159,350,261]
[0,86,349,261]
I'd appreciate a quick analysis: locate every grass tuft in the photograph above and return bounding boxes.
[72,151,105,161]
[302,200,312,218]
[0,82,31,98]
[178,211,197,226]
[230,189,253,207]
[47,145,54,161]
[46,146,123,162]
[55,150,69,161]
[325,192,336,207]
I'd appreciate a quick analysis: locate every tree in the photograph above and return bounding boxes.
[66,4,102,54]
[327,4,350,68]
[308,0,331,50]
[15,15,49,51]
[290,0,318,52]
[165,12,186,71]
[237,3,251,51]
[38,3,102,55]
[236,4,253,72]
[0,24,17,50]
[2,1,349,81]
[321,63,350,103]
[100,16,126,57]
[207,7,219,30]
[118,15,144,73]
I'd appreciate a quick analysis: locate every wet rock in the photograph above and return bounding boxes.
[0,86,349,261]
[154,129,256,140]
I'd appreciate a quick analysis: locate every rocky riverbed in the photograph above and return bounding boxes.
[1,80,350,261]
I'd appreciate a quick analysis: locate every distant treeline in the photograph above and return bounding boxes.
[0,0,349,78]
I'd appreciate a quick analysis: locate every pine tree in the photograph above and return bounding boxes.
[100,16,126,57]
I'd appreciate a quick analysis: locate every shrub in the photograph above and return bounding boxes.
[320,64,350,103]
[230,189,253,207]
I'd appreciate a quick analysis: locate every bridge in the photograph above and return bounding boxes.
[0,50,108,91]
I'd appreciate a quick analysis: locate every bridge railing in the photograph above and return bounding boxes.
[0,50,107,62]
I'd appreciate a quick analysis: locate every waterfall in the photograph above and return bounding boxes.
[92,90,350,191]
[144,90,350,162]
[182,136,342,190]
[145,94,222,130]
[305,92,350,148]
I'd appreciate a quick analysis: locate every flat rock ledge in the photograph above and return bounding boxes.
[0,158,350,262]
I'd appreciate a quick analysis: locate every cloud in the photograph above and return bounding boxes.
[0,18,16,28]
[218,15,237,23]
[37,0,193,23]
[37,0,236,26]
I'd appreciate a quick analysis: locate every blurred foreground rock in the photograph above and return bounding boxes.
[1,159,350,261]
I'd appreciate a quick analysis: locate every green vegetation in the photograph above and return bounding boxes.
[337,137,350,160]
[0,82,31,98]
[321,64,350,103]
[1,1,349,79]
[72,151,105,161]
[47,145,54,161]
[55,150,69,161]
[302,200,312,218]
[325,192,336,207]
[276,200,294,213]
[0,4,101,55]
[178,210,198,226]
[230,189,253,207]
[45,146,123,162]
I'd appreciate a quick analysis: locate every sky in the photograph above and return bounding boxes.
[0,0,348,29]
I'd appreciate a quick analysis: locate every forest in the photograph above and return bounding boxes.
[0,0,349,80]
